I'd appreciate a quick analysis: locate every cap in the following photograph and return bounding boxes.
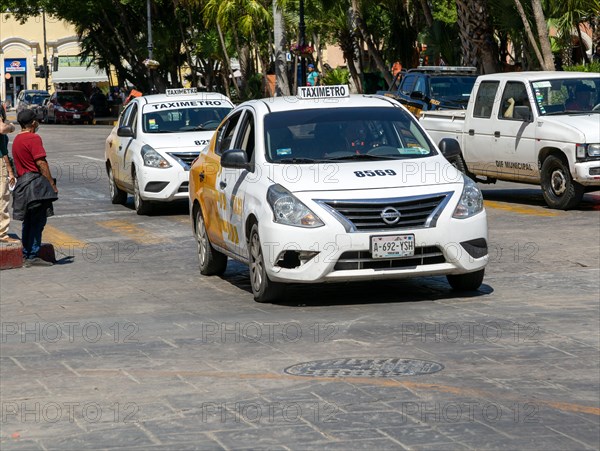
[308,64,315,69]
[17,109,37,126]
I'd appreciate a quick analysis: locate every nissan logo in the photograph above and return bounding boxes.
[380,206,401,225]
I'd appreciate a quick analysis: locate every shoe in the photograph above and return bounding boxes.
[23,257,54,267]
[0,236,20,244]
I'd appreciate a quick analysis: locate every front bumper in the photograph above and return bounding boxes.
[137,165,190,202]
[574,161,600,186]
[56,111,94,122]
[260,208,488,284]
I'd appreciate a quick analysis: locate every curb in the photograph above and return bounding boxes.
[0,242,56,270]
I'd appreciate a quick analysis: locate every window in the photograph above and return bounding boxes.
[400,75,417,94]
[119,103,135,128]
[473,81,499,118]
[215,112,242,156]
[235,112,255,163]
[500,82,530,120]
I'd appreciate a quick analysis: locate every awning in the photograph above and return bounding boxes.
[51,65,108,83]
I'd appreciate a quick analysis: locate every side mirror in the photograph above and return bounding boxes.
[438,138,461,160]
[410,91,425,100]
[117,125,134,138]
[221,149,251,170]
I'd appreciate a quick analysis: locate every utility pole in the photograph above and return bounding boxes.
[42,10,48,91]
[147,0,156,93]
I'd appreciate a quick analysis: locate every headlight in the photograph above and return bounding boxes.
[577,143,600,158]
[86,105,94,112]
[267,184,324,228]
[141,145,171,168]
[453,176,484,219]
[55,105,66,112]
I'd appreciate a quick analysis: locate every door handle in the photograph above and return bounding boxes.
[494,131,501,138]
[468,129,475,136]
[199,172,205,182]
[219,181,227,189]
[118,146,122,151]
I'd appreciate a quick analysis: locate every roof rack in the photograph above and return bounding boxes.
[410,66,477,73]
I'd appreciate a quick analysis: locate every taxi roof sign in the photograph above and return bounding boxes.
[166,87,198,96]
[297,85,350,99]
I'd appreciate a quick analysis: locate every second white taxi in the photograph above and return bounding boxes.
[105,88,234,214]
[189,85,489,302]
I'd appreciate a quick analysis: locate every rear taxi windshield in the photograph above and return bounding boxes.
[143,107,231,133]
[265,107,435,162]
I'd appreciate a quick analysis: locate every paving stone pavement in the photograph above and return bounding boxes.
[0,125,599,450]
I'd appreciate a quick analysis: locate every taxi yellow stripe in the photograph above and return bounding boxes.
[97,219,168,244]
[43,225,87,249]
[484,200,560,217]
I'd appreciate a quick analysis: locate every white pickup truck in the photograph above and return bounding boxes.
[420,72,600,209]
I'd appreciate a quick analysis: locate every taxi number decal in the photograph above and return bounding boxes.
[354,169,397,177]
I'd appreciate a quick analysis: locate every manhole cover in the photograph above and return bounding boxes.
[284,358,443,378]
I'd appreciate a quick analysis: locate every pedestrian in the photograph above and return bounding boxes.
[0,103,18,243]
[391,61,402,78]
[12,109,58,267]
[307,64,319,87]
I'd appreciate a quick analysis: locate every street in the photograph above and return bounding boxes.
[1,124,599,450]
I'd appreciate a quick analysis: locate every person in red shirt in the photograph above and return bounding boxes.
[12,109,58,267]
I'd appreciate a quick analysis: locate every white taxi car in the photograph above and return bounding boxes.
[189,85,488,302]
[105,88,234,214]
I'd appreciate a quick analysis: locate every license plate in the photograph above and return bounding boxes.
[73,114,81,119]
[371,234,415,259]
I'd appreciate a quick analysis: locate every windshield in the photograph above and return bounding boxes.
[58,92,88,104]
[430,76,476,100]
[531,77,600,115]
[31,94,49,105]
[143,107,231,133]
[264,107,435,163]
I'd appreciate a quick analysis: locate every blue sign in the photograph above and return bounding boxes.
[5,58,27,73]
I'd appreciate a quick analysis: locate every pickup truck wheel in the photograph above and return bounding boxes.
[249,224,284,303]
[107,165,127,205]
[195,209,227,275]
[540,155,584,210]
[447,269,485,291]
[133,173,152,215]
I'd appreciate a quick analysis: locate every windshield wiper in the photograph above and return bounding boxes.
[545,110,599,116]
[324,153,399,161]
[276,157,319,164]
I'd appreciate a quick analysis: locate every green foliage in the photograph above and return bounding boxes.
[321,67,349,85]
[563,62,600,72]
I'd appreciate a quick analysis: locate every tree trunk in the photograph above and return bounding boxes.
[526,0,554,70]
[455,0,500,74]
[273,2,290,96]
[217,23,240,98]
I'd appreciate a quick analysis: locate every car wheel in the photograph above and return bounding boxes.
[195,209,227,275]
[133,172,152,215]
[107,164,127,205]
[248,224,284,303]
[446,269,485,291]
[540,155,584,210]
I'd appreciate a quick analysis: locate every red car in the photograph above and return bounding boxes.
[45,90,95,124]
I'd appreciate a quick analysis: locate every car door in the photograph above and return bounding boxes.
[203,111,243,252]
[494,81,537,182]
[462,80,500,177]
[114,102,138,190]
[217,109,255,258]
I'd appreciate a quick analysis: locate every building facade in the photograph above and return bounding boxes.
[0,13,109,107]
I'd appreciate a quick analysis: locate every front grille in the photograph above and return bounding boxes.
[334,246,445,271]
[167,152,199,170]
[318,192,451,232]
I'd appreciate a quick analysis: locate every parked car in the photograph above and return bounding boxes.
[45,90,94,124]
[377,66,478,116]
[15,89,50,120]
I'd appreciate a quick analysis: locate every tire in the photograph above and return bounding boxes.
[540,155,584,210]
[447,269,485,291]
[107,164,127,205]
[248,224,284,303]
[195,209,227,275]
[133,172,152,215]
